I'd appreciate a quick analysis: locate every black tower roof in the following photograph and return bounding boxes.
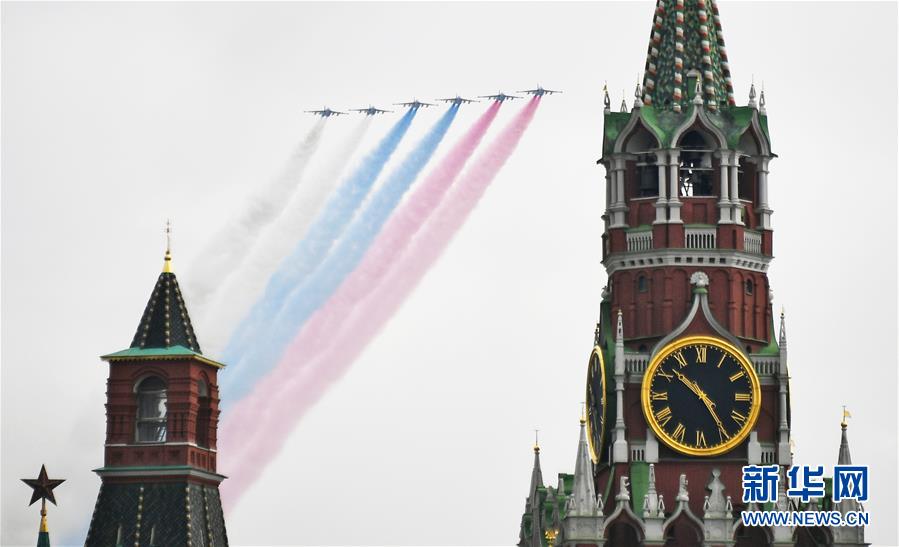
[129,251,202,353]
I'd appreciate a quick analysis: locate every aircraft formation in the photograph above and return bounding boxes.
[306,86,560,117]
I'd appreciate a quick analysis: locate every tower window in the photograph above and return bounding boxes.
[678,131,714,196]
[745,279,754,295]
[638,275,648,293]
[637,154,659,197]
[197,379,211,449]
[136,376,167,443]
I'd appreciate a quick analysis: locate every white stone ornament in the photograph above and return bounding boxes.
[690,271,709,288]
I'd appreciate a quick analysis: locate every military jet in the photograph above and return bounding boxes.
[305,107,348,118]
[351,106,393,116]
[478,91,522,102]
[519,86,562,97]
[394,99,436,109]
[436,95,479,105]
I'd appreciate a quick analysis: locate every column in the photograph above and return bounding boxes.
[757,157,772,229]
[615,160,627,226]
[667,150,682,223]
[654,150,668,224]
[604,171,612,231]
[730,155,743,225]
[609,157,628,228]
[717,150,733,223]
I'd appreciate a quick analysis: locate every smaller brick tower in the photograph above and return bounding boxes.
[86,234,228,546]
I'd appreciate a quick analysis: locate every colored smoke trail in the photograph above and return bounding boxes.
[220,102,499,473]
[184,118,326,313]
[222,105,459,404]
[220,109,416,388]
[198,118,371,356]
[219,98,539,507]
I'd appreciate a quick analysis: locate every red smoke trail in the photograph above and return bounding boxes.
[220,98,539,509]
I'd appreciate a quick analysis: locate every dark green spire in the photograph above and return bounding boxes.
[641,0,736,112]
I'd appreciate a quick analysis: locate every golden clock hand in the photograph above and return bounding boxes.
[672,369,703,398]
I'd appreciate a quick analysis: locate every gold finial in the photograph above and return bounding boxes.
[163,219,173,273]
[39,503,48,533]
[841,406,852,428]
[580,402,586,425]
[533,429,540,452]
[545,528,559,543]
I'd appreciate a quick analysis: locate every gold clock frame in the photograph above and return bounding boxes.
[641,335,762,457]
[585,346,607,464]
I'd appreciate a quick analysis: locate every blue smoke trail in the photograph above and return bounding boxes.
[224,105,459,404]
[221,109,416,387]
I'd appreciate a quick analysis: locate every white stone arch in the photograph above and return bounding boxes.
[613,114,662,155]
[670,107,729,150]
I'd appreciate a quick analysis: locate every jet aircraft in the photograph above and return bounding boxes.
[479,92,522,102]
[436,96,478,105]
[519,86,562,96]
[351,106,392,116]
[305,107,347,118]
[394,99,436,109]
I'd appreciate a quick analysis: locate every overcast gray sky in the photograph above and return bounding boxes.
[2,2,897,545]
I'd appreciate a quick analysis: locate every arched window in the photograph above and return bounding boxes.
[638,274,649,293]
[678,131,714,196]
[745,279,754,295]
[197,379,211,448]
[637,153,659,197]
[136,376,167,443]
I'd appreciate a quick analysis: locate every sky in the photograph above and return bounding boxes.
[2,1,897,546]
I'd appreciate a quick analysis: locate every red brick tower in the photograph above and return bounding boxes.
[85,238,228,546]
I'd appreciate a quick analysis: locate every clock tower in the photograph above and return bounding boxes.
[516,1,866,546]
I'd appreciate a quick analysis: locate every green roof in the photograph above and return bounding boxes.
[101,345,225,368]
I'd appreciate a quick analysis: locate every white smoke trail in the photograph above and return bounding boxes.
[199,117,372,356]
[184,118,327,314]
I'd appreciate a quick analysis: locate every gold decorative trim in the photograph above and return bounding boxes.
[641,335,761,457]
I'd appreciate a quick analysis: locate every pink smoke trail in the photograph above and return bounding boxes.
[220,98,539,509]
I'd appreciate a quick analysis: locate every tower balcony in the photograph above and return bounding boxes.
[612,225,768,257]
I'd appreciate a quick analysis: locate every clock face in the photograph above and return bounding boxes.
[641,336,761,457]
[585,347,607,464]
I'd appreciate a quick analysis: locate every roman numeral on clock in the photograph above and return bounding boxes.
[650,391,668,401]
[672,351,688,368]
[734,393,751,402]
[672,422,686,443]
[656,368,673,382]
[695,346,707,363]
[729,370,746,382]
[654,406,672,427]
[695,430,707,448]
[731,410,748,426]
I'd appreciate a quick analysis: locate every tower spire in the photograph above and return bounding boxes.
[163,219,173,273]
[779,307,787,349]
[603,83,611,113]
[641,0,736,110]
[527,432,544,510]
[569,413,598,515]
[748,76,758,109]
